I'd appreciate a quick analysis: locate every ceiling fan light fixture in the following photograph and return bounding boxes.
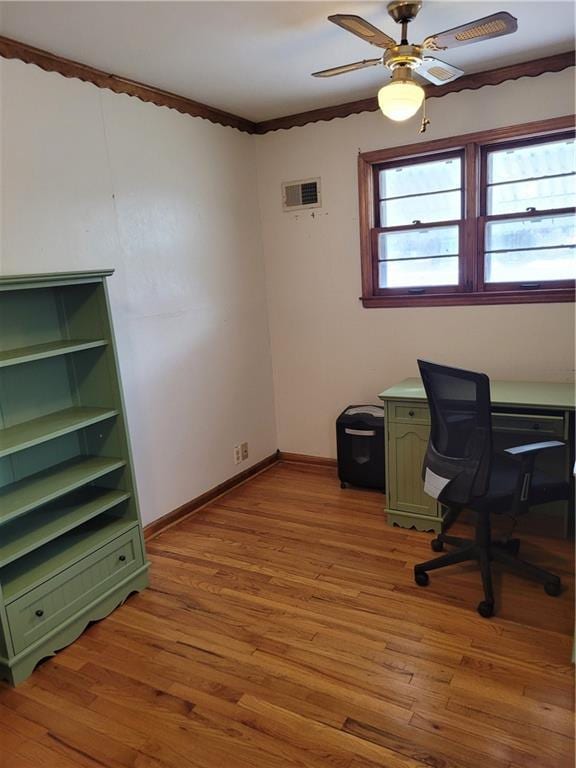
[316,8,518,131]
[378,68,424,121]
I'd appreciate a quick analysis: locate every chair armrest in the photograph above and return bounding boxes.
[505,440,565,514]
[505,440,565,457]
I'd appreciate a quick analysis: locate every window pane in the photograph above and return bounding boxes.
[485,214,576,252]
[379,157,461,199]
[378,226,459,261]
[487,138,575,184]
[380,190,461,227]
[379,257,459,288]
[487,175,576,215]
[485,247,576,283]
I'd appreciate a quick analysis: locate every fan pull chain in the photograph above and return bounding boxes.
[420,96,430,134]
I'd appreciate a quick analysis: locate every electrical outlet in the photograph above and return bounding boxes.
[241,442,249,461]
[233,445,242,465]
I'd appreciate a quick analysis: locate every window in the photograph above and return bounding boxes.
[358,116,575,307]
[376,152,463,294]
[482,137,575,287]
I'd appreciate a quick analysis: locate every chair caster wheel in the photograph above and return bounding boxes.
[414,570,429,587]
[431,538,444,552]
[477,600,494,618]
[544,579,562,597]
[340,482,348,489]
[505,538,520,556]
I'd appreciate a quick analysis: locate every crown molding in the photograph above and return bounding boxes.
[0,35,572,136]
[0,35,258,134]
[254,50,575,134]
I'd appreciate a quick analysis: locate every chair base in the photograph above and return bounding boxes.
[414,516,562,618]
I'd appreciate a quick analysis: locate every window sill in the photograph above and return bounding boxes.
[360,287,576,309]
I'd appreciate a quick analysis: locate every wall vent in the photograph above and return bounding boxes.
[282,178,321,211]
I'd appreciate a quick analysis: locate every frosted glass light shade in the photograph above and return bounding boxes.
[378,80,425,121]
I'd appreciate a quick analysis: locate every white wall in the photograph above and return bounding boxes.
[1,59,574,493]
[0,59,277,525]
[256,68,576,459]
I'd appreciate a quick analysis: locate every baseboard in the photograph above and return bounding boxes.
[277,451,337,468]
[144,451,280,540]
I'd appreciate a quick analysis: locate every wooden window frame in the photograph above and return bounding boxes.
[358,114,576,308]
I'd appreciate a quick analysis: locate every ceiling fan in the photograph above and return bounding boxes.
[312,1,518,130]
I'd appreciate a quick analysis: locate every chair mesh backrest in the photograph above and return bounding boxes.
[417,360,493,503]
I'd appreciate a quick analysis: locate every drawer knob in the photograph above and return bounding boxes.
[35,609,44,618]
[118,554,126,562]
[409,410,415,417]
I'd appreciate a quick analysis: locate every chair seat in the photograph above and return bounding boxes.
[469,452,569,515]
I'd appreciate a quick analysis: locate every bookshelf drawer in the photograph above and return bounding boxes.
[6,526,143,654]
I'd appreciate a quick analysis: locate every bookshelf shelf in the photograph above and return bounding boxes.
[0,339,108,368]
[0,406,119,458]
[0,488,131,568]
[0,455,126,525]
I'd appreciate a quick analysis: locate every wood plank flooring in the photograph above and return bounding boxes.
[1,461,574,768]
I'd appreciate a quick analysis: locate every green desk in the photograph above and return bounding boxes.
[378,378,575,534]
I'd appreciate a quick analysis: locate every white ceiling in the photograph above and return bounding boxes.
[0,1,573,122]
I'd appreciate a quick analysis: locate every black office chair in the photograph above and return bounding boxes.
[413,360,568,618]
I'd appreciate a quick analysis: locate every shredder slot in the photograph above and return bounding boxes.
[345,428,376,436]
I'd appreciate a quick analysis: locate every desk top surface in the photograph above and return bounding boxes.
[379,378,575,410]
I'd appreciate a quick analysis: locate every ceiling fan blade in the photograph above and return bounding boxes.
[328,14,396,50]
[417,57,464,86]
[312,58,383,78]
[423,11,518,51]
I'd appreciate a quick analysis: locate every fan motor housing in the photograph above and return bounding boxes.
[384,44,423,71]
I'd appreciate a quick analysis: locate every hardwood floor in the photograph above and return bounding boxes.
[1,462,574,768]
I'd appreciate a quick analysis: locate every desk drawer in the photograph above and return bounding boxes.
[6,526,143,654]
[492,413,565,439]
[389,402,430,424]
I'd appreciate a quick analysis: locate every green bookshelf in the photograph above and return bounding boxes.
[0,270,149,685]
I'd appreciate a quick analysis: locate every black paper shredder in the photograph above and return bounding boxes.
[336,405,385,491]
